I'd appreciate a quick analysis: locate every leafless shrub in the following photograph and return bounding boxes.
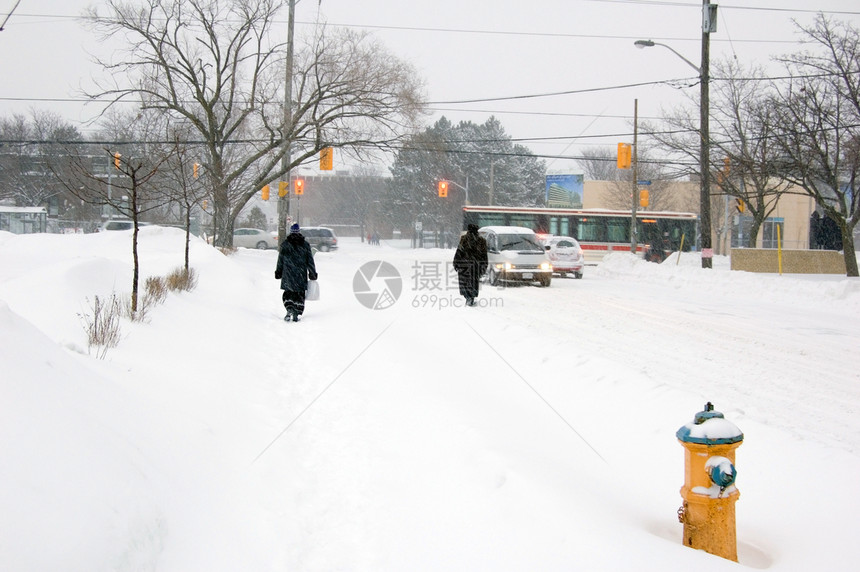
[145,276,168,304]
[165,267,198,292]
[79,267,199,349]
[123,293,149,323]
[79,293,122,359]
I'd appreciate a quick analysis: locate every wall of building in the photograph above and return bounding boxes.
[730,248,845,274]
[583,180,699,212]
[585,180,817,252]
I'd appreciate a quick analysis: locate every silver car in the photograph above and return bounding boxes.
[543,236,584,279]
[232,228,278,249]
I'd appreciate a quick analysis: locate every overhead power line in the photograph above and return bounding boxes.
[571,0,859,17]
[427,78,697,105]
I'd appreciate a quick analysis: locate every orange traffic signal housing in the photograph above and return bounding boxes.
[294,179,305,195]
[320,147,333,170]
[438,180,449,197]
[617,143,631,169]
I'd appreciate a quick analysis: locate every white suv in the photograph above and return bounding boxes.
[479,226,552,287]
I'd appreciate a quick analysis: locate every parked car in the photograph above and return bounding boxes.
[542,235,584,279]
[479,226,552,287]
[301,226,338,252]
[99,220,153,232]
[232,228,278,249]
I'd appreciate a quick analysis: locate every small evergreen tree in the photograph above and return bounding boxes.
[241,206,268,230]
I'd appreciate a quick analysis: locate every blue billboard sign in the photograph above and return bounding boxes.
[545,174,584,208]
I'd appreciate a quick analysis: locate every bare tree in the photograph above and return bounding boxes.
[770,15,860,277]
[579,146,678,211]
[709,58,793,248]
[85,0,425,247]
[56,108,177,314]
[578,148,619,182]
[158,132,209,271]
[0,111,82,208]
[645,58,792,249]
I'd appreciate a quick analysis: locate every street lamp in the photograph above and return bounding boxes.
[634,40,700,74]
[635,3,716,269]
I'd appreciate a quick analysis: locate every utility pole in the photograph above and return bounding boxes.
[277,0,296,242]
[489,162,495,206]
[700,0,715,268]
[630,99,639,254]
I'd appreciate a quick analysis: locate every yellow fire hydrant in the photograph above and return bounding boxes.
[676,402,743,561]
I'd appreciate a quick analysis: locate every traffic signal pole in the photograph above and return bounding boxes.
[277,0,296,242]
[630,99,639,255]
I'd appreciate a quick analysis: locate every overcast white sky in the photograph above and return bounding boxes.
[2,0,859,174]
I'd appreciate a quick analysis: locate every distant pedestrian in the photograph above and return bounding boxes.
[453,224,488,307]
[275,223,318,322]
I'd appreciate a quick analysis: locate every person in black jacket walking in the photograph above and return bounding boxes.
[275,223,318,321]
[453,224,488,307]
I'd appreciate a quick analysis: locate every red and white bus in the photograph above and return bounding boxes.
[462,205,697,261]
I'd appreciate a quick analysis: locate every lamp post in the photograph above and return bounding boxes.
[635,1,716,268]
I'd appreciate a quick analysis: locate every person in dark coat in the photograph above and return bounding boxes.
[275,223,318,322]
[453,224,488,307]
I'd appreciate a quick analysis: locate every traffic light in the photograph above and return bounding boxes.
[193,163,199,178]
[294,179,304,195]
[617,143,631,169]
[114,152,121,170]
[319,147,333,171]
[438,180,448,197]
[278,181,288,197]
[736,198,745,213]
[261,185,270,201]
[639,189,649,208]
[717,156,730,184]
[202,200,208,210]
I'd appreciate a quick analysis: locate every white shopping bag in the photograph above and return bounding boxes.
[306,280,320,301]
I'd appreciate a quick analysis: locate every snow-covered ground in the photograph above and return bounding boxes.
[1,227,859,571]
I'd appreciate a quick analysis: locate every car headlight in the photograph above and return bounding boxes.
[504,262,514,270]
[540,262,552,271]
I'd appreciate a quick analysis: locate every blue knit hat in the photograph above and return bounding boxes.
[290,223,300,234]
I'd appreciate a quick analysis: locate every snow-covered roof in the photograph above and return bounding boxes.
[478,226,537,235]
[0,206,47,214]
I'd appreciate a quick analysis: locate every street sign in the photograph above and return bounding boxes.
[637,180,652,185]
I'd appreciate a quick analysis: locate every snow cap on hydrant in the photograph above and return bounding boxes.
[677,402,743,562]
[676,401,743,445]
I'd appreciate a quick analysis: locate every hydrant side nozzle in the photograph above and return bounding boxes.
[706,456,737,488]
